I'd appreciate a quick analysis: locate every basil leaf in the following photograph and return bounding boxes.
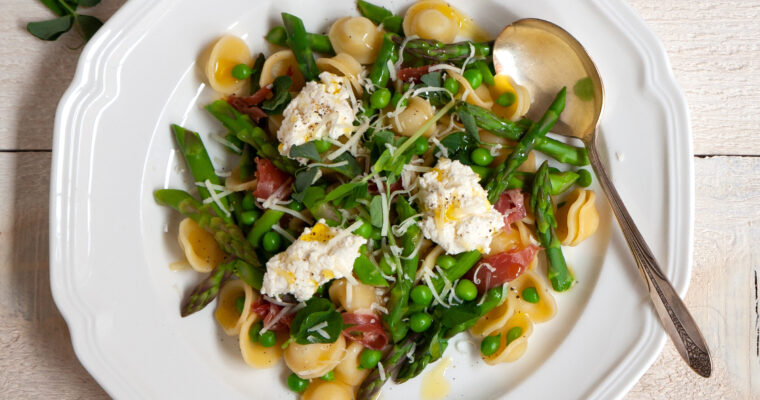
[261,75,292,114]
[420,71,442,88]
[27,15,74,41]
[76,14,103,41]
[290,298,344,344]
[439,131,478,163]
[294,168,320,193]
[457,108,481,143]
[290,141,321,162]
[300,186,325,209]
[353,254,389,287]
[369,195,384,228]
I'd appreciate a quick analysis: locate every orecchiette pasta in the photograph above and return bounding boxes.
[556,189,599,246]
[507,270,557,323]
[238,314,284,368]
[415,245,444,282]
[329,16,384,64]
[301,380,354,400]
[448,71,494,109]
[224,167,257,192]
[470,295,515,337]
[392,96,437,137]
[489,74,531,121]
[178,217,225,273]
[203,35,252,95]
[329,278,379,314]
[483,312,534,364]
[403,0,460,43]
[488,220,531,255]
[284,335,347,379]
[215,280,256,335]
[334,341,370,386]
[316,52,365,94]
[259,49,304,90]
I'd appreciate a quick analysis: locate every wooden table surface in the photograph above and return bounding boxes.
[1,1,757,398]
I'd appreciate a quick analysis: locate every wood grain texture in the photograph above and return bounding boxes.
[0,0,757,399]
[627,0,760,155]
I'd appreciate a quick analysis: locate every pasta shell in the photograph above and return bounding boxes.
[334,341,371,386]
[556,189,599,246]
[259,49,304,90]
[448,70,493,109]
[508,270,557,323]
[403,0,491,42]
[238,314,285,369]
[483,312,534,364]
[215,280,255,335]
[329,278,379,314]
[284,335,347,379]
[302,380,354,400]
[490,74,532,121]
[224,166,257,192]
[316,52,365,94]
[329,17,384,64]
[471,296,515,337]
[392,96,437,137]
[177,217,225,273]
[203,35,252,95]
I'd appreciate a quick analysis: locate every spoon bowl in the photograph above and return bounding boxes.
[493,18,712,378]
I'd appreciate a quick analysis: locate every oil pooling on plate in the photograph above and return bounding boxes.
[420,356,452,400]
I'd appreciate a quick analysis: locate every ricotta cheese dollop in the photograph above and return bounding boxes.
[417,158,505,254]
[261,220,366,302]
[277,71,355,158]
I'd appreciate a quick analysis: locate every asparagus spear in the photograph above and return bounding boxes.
[181,261,233,317]
[485,87,567,204]
[531,161,574,291]
[154,189,261,268]
[357,0,403,35]
[457,102,589,166]
[205,100,298,175]
[368,33,400,88]
[172,124,232,223]
[383,197,421,343]
[246,209,285,247]
[265,26,335,55]
[281,13,319,81]
[357,335,418,400]
[392,36,491,64]
[508,170,580,196]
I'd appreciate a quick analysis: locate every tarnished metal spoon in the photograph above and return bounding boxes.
[493,18,711,377]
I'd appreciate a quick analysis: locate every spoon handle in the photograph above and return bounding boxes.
[586,143,712,377]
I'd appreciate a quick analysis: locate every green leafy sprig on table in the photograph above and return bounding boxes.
[27,0,104,42]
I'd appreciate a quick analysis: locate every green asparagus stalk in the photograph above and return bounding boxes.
[265,26,335,55]
[357,0,403,35]
[205,100,298,175]
[395,322,448,382]
[430,250,481,294]
[531,161,574,291]
[246,209,285,247]
[154,189,261,268]
[383,197,421,343]
[181,261,233,317]
[485,87,567,203]
[508,170,580,196]
[368,33,400,88]
[357,335,418,400]
[172,124,232,223]
[281,13,319,81]
[457,102,589,166]
[392,36,491,64]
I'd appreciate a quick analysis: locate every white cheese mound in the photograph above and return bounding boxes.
[417,158,504,254]
[261,219,367,301]
[277,71,355,158]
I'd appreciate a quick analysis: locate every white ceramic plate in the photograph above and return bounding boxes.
[50,0,693,398]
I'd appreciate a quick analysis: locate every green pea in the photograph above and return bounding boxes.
[463,68,483,89]
[354,220,373,239]
[409,312,433,333]
[414,137,429,155]
[262,231,282,252]
[470,165,492,182]
[521,287,540,304]
[455,279,478,301]
[359,349,382,369]
[370,88,392,109]
[287,372,309,393]
[577,169,593,187]
[391,92,408,108]
[480,334,501,356]
[288,201,304,211]
[248,321,263,343]
[470,148,494,167]
[496,92,516,107]
[231,63,252,80]
[258,330,277,347]
[443,77,460,94]
[314,139,331,153]
[321,370,335,381]
[235,296,246,314]
[241,192,256,211]
[436,254,456,269]
[240,209,260,225]
[506,326,523,345]
[410,285,433,307]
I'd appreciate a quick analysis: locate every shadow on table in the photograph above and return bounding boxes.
[6,2,126,398]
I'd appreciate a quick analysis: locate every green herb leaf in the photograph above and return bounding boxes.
[261,75,292,114]
[76,14,103,41]
[290,142,321,162]
[294,168,320,193]
[324,181,362,204]
[326,152,361,177]
[40,0,67,16]
[249,53,266,94]
[27,15,74,41]
[290,298,344,344]
[78,0,102,7]
[353,253,389,287]
[420,71,442,88]
[457,108,481,143]
[369,195,384,228]
[439,131,478,163]
[299,186,326,209]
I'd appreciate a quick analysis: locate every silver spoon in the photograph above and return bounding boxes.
[493,18,711,377]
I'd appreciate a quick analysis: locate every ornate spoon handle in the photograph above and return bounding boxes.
[587,142,712,377]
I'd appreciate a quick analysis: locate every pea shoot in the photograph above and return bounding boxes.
[287,372,309,393]
[231,63,253,80]
[409,312,433,332]
[455,279,478,301]
[410,285,433,307]
[470,148,494,167]
[359,349,382,369]
[521,287,540,304]
[480,334,501,356]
